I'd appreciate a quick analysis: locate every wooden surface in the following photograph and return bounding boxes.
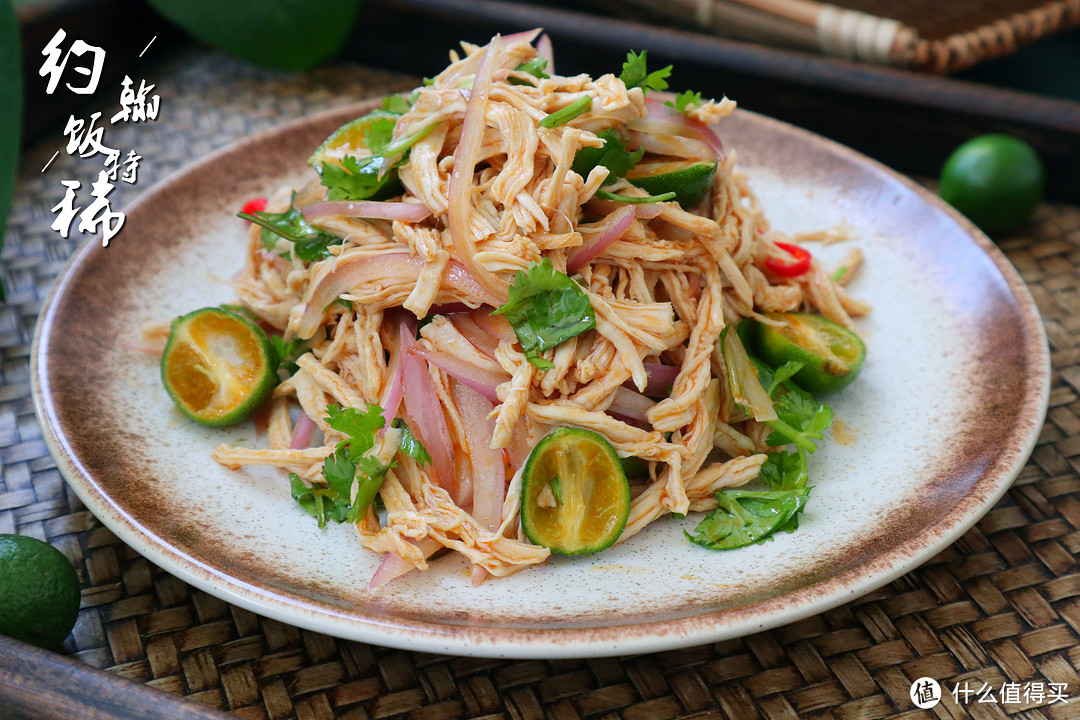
[0,634,233,720]
[2,43,1080,718]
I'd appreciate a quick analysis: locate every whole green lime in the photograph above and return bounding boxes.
[0,534,80,648]
[939,134,1045,233]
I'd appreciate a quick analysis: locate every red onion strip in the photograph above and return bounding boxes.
[301,201,431,222]
[369,537,443,588]
[410,346,508,404]
[630,131,717,161]
[449,313,499,359]
[470,310,517,343]
[642,99,725,157]
[536,33,554,75]
[585,198,663,220]
[624,362,680,398]
[289,413,316,450]
[501,28,542,45]
[296,252,501,339]
[451,382,504,534]
[400,323,456,494]
[448,36,509,304]
[608,386,656,423]
[566,206,635,272]
[378,340,405,432]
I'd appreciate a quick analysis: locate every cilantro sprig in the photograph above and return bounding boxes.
[619,50,672,93]
[493,258,596,370]
[289,403,430,527]
[595,189,675,204]
[665,90,703,113]
[511,58,549,86]
[571,129,643,185]
[238,193,339,263]
[687,328,834,551]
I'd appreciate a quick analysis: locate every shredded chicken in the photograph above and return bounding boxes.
[207,34,869,586]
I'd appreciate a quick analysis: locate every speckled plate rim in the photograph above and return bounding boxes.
[31,101,1051,659]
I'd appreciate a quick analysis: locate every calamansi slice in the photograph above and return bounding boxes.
[308,110,397,167]
[626,160,717,208]
[521,427,630,555]
[161,307,277,426]
[751,312,866,395]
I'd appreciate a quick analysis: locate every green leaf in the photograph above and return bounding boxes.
[325,403,385,461]
[619,50,672,93]
[571,129,643,185]
[144,0,361,71]
[0,0,20,302]
[381,90,419,115]
[238,193,339,262]
[539,96,591,128]
[362,116,397,155]
[270,335,305,375]
[595,189,675,204]
[493,258,596,369]
[757,450,807,492]
[322,445,357,500]
[289,473,349,528]
[665,90,703,113]
[321,155,388,202]
[393,419,432,466]
[685,487,809,550]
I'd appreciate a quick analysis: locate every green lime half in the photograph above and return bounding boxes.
[751,312,866,395]
[939,134,1044,233]
[309,111,404,200]
[521,427,630,555]
[626,160,717,208]
[0,534,80,649]
[161,307,277,426]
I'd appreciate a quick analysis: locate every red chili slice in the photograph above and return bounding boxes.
[241,197,268,217]
[764,242,811,277]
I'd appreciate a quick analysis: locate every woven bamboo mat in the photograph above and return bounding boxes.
[4,48,1080,720]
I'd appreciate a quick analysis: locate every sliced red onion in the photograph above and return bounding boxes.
[566,205,634,272]
[400,323,456,493]
[471,310,517,344]
[301,201,431,222]
[289,413,316,450]
[584,198,663,219]
[642,99,724,157]
[296,252,501,339]
[411,346,507,404]
[502,28,542,45]
[448,35,508,303]
[608,386,656,423]
[451,381,504,534]
[369,537,443,588]
[378,339,405,432]
[536,33,554,74]
[507,423,532,470]
[631,131,717,161]
[449,313,499,358]
[623,362,680,398]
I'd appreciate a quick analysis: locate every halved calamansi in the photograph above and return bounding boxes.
[161,307,277,426]
[521,427,631,555]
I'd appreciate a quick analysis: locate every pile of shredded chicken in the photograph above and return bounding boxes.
[207,34,869,586]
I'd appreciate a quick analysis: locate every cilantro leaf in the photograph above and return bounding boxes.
[539,96,591,128]
[393,418,432,466]
[765,384,834,453]
[757,450,807,492]
[685,487,809,550]
[665,90,703,113]
[320,155,401,202]
[325,403,385,461]
[381,90,419,115]
[492,258,596,370]
[289,473,349,528]
[571,128,644,185]
[619,50,672,93]
[362,116,397,155]
[323,444,358,500]
[511,57,549,85]
[239,193,339,262]
[270,335,305,376]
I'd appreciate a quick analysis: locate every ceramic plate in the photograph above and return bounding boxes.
[32,101,1049,658]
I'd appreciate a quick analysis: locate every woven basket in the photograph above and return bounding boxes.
[594,0,1080,72]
